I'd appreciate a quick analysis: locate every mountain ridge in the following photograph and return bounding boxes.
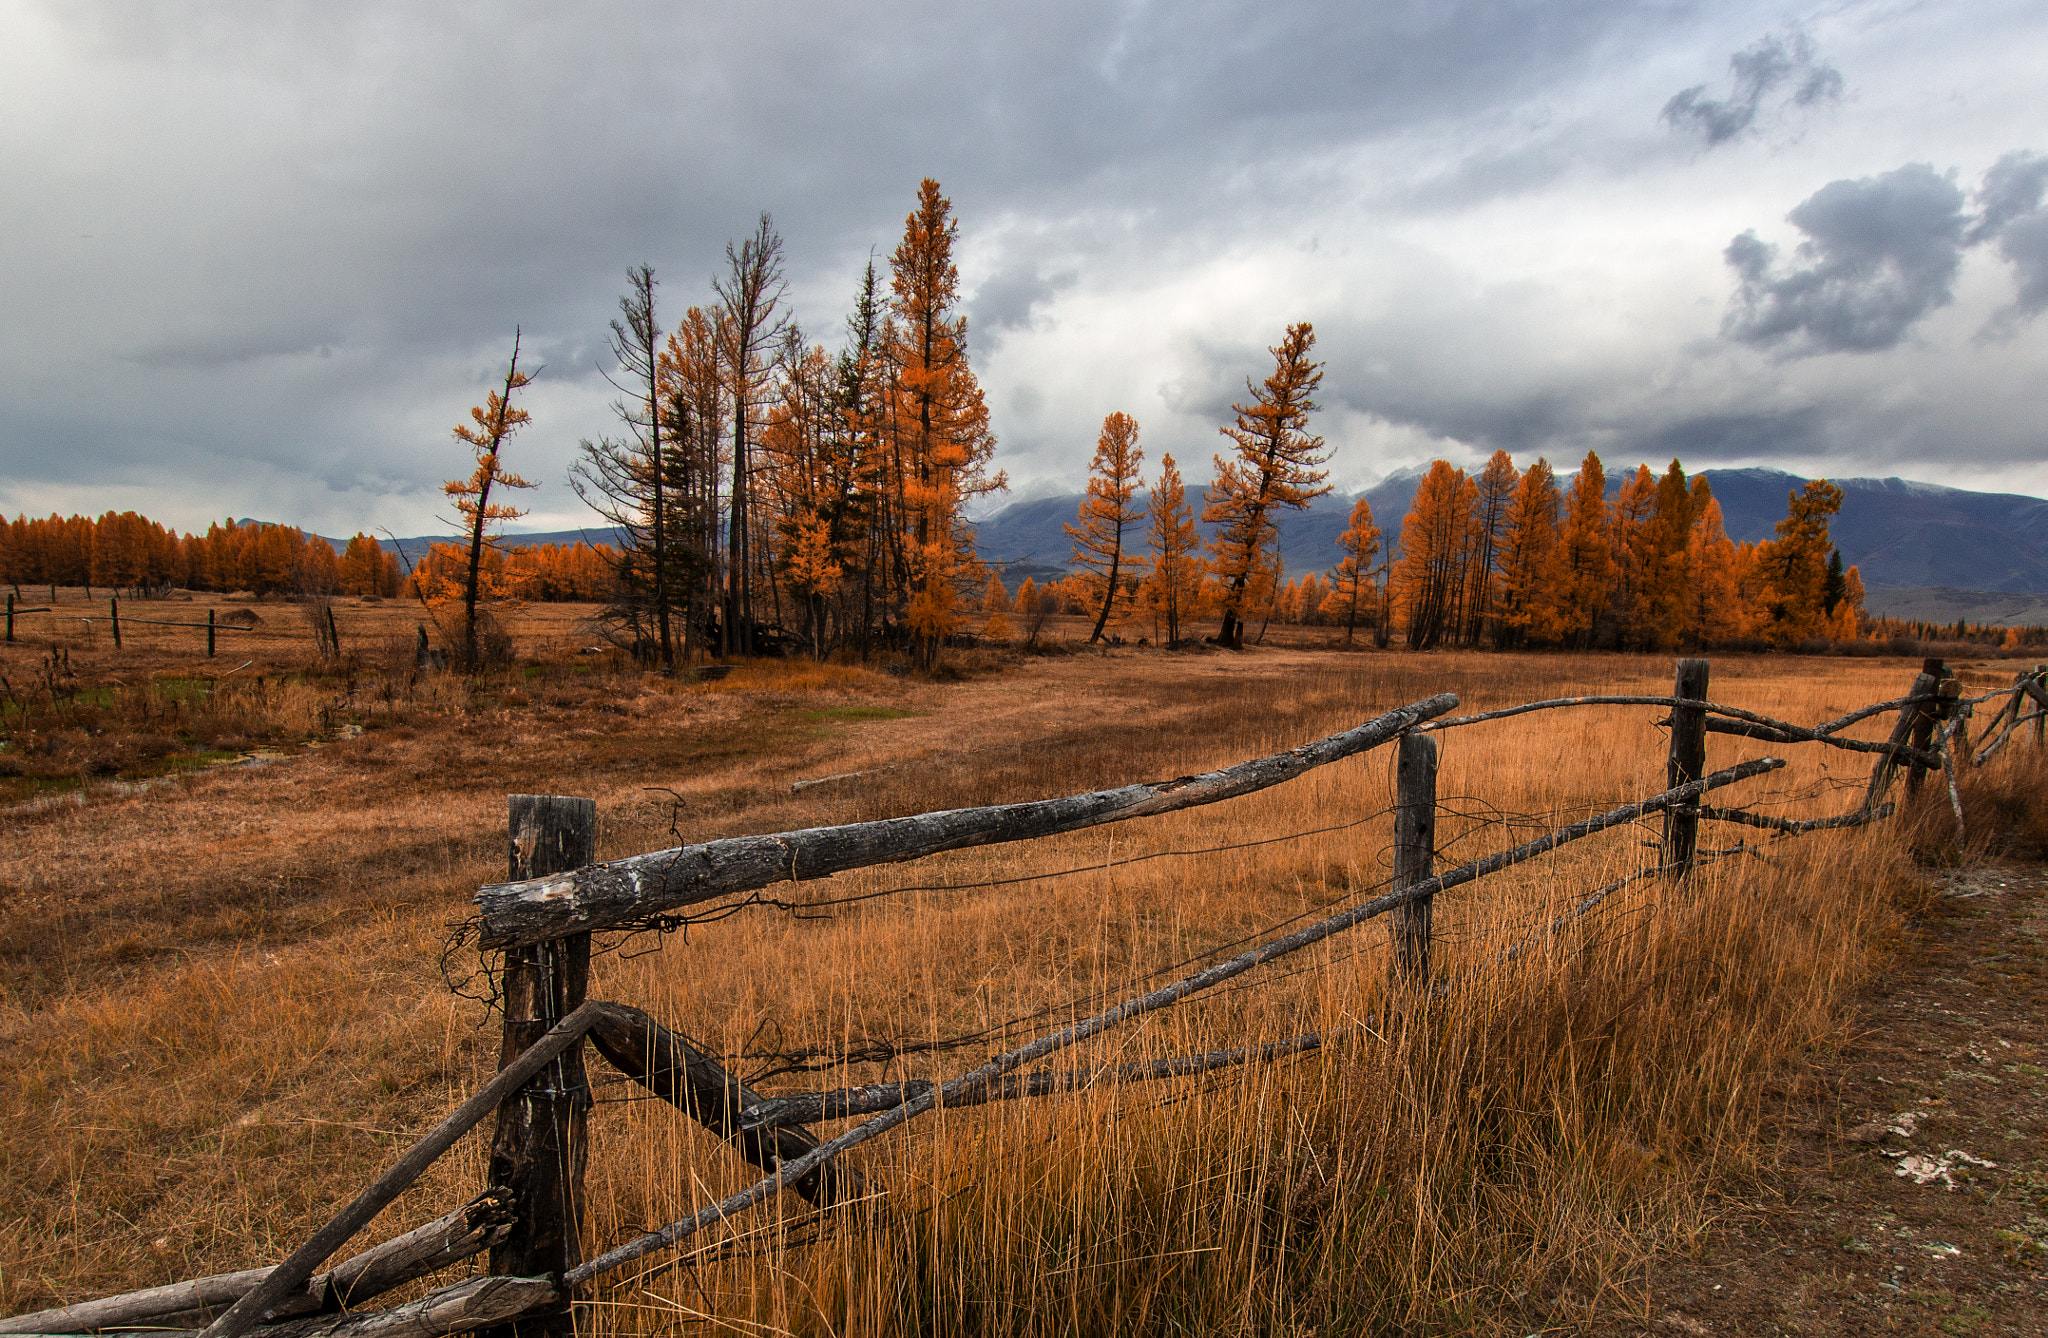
[969,469,2048,597]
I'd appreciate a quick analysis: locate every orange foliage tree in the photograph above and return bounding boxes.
[1143,454,1202,646]
[440,333,537,669]
[1204,323,1329,648]
[1065,411,1147,643]
[1391,460,1477,650]
[1330,496,1382,646]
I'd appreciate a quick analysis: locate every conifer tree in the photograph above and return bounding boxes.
[1391,460,1476,650]
[444,331,537,670]
[715,215,788,656]
[1203,323,1329,648]
[1492,458,1559,649]
[885,180,1004,666]
[1143,454,1201,647]
[1065,411,1147,643]
[1757,479,1844,644]
[1683,490,1746,647]
[1462,450,1517,645]
[1607,464,1659,648]
[1330,496,1381,646]
[1542,451,1616,648]
[1640,460,1695,650]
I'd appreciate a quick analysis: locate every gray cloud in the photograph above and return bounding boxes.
[1969,152,2048,329]
[1662,30,1841,146]
[1722,163,1968,353]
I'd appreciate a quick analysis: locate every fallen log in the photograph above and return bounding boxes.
[0,1191,515,1334]
[584,1003,850,1205]
[564,756,1784,1285]
[477,694,1461,949]
[185,1276,551,1338]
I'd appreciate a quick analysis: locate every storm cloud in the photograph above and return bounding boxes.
[1722,164,1969,353]
[1662,30,1842,147]
[1,0,2045,531]
[1723,152,2048,354]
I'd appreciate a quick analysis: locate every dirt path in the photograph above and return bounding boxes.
[1633,862,2048,1336]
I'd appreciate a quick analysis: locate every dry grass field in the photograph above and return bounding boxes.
[2,593,2043,1335]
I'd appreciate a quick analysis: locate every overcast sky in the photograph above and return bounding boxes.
[2,0,2043,537]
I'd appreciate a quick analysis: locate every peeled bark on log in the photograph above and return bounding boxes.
[185,1276,552,1338]
[583,1003,849,1205]
[477,694,1461,949]
[0,1193,515,1334]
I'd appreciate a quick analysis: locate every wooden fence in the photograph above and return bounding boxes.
[6,655,2046,1338]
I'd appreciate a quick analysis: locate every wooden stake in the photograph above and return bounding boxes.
[1390,731,1437,985]
[1865,668,1938,810]
[484,797,597,1338]
[1664,658,1710,875]
[1906,658,1945,794]
[192,1005,600,1338]
[109,597,121,649]
[208,608,217,658]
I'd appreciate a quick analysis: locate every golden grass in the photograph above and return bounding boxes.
[0,637,2034,1334]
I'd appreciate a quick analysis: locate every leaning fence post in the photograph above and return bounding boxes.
[110,596,121,649]
[1664,658,1710,875]
[1390,731,1437,985]
[1866,663,1938,809]
[1907,657,1947,795]
[485,796,598,1338]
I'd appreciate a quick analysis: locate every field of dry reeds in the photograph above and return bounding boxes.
[1,602,2039,1335]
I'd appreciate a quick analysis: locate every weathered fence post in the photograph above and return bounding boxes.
[1664,658,1710,875]
[1390,731,1438,985]
[207,608,217,658]
[485,796,598,1338]
[5,591,12,642]
[110,596,121,649]
[1906,657,1946,795]
[1866,662,1939,809]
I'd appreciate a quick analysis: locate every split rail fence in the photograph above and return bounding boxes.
[7,655,2047,1338]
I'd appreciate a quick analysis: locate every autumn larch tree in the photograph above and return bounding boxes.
[1683,482,1747,647]
[444,331,538,671]
[1143,453,1201,647]
[1492,458,1559,649]
[1065,411,1147,643]
[1461,450,1517,645]
[1391,460,1477,650]
[885,179,1003,667]
[1204,323,1330,648]
[1605,464,1660,648]
[1330,495,1381,646]
[1638,460,1696,649]
[1542,451,1616,648]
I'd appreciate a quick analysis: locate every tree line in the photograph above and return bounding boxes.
[0,511,617,605]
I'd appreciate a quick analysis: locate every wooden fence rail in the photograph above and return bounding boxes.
[20,656,2048,1338]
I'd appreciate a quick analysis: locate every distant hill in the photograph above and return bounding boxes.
[359,527,628,567]
[970,468,2048,597]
